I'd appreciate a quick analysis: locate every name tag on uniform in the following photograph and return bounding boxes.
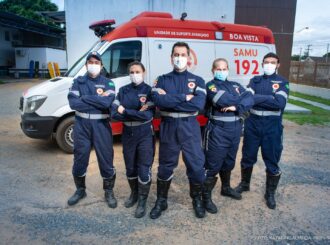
[95,84,105,88]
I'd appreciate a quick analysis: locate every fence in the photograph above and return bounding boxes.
[289,61,330,88]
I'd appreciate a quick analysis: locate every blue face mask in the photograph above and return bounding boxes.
[214,70,229,81]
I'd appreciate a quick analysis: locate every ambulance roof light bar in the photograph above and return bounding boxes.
[132,11,173,20]
[180,12,187,21]
[89,19,116,38]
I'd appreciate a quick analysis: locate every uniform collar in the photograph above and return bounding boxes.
[86,74,101,82]
[262,73,277,79]
[173,69,188,76]
[214,78,226,83]
[131,81,145,89]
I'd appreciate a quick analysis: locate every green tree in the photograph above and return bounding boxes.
[323,52,330,58]
[0,0,59,27]
[291,55,300,61]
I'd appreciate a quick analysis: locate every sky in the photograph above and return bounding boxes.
[51,0,330,57]
[292,0,330,57]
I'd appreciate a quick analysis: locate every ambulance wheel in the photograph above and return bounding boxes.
[56,116,74,154]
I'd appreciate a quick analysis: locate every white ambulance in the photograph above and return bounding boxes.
[19,11,275,153]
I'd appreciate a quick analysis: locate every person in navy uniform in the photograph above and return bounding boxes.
[150,42,207,219]
[112,61,155,218]
[203,58,254,213]
[67,52,117,208]
[235,53,289,209]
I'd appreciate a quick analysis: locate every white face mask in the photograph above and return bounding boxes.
[263,63,277,76]
[173,56,188,70]
[130,73,144,85]
[87,64,101,77]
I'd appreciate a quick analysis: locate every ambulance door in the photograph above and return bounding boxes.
[147,39,174,86]
[147,39,216,86]
[215,42,273,86]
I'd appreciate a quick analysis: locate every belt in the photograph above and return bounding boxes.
[123,118,153,127]
[250,109,281,116]
[76,111,109,119]
[210,115,240,122]
[160,111,198,118]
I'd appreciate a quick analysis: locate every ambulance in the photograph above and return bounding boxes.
[19,11,275,153]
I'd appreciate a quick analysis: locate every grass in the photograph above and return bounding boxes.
[284,99,330,125]
[290,91,330,106]
[0,80,5,84]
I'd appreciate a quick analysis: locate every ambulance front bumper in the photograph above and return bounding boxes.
[20,113,58,139]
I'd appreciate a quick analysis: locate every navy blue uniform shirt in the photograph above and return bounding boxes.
[68,74,115,114]
[247,73,289,113]
[151,70,206,112]
[112,82,154,122]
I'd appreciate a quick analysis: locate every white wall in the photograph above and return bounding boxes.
[0,27,16,66]
[15,47,67,70]
[65,0,235,68]
[46,48,68,69]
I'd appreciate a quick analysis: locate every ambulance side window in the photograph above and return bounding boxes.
[101,41,142,78]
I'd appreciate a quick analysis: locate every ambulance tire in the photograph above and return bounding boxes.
[56,116,74,154]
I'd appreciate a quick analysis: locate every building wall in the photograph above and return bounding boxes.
[15,47,67,70]
[0,27,19,67]
[235,0,297,79]
[65,0,235,68]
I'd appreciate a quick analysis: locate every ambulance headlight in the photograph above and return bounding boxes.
[25,95,47,113]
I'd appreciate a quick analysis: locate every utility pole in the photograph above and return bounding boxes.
[326,43,329,63]
[299,47,303,61]
[305,44,312,57]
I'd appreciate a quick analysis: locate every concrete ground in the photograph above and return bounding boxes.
[290,83,330,100]
[289,96,330,111]
[0,80,329,244]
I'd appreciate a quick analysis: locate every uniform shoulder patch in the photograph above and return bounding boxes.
[208,83,217,92]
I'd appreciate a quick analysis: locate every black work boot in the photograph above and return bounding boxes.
[68,176,87,206]
[220,171,242,200]
[234,167,253,194]
[190,183,206,218]
[203,177,218,214]
[135,181,152,218]
[150,179,172,219]
[103,175,117,208]
[264,173,281,209]
[125,178,138,208]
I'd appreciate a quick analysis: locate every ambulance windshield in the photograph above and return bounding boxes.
[64,41,106,77]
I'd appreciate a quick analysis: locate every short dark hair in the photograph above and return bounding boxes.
[263,52,280,63]
[127,61,145,73]
[171,42,190,56]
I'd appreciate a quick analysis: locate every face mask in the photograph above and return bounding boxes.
[87,64,101,76]
[214,70,229,81]
[263,63,277,75]
[130,73,144,85]
[173,56,188,70]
